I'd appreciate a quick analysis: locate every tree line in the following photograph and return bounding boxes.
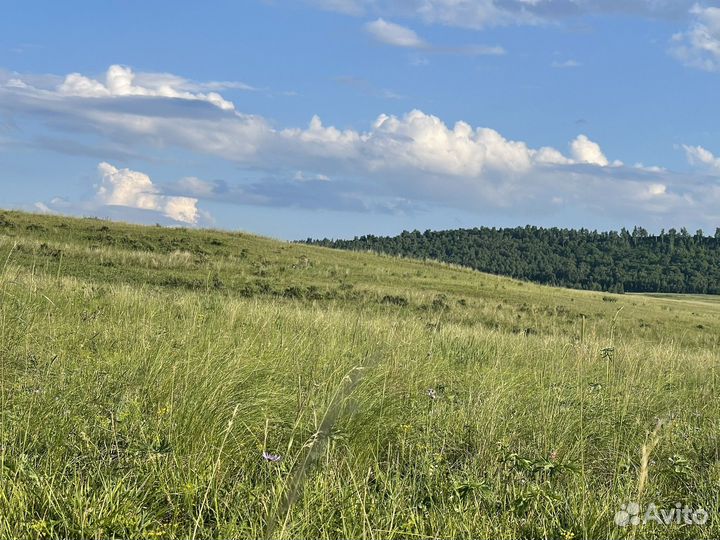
[304,226,720,294]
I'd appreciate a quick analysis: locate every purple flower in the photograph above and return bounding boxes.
[262,451,282,463]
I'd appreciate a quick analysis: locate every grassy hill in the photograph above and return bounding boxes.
[305,227,720,295]
[1,210,719,539]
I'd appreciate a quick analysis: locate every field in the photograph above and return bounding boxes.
[1,210,720,539]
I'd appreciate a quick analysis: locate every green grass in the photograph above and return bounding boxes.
[1,210,720,539]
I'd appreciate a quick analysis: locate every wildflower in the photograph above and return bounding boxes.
[262,451,282,463]
[549,449,558,462]
[427,388,438,400]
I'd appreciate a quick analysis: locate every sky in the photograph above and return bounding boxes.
[1,1,720,239]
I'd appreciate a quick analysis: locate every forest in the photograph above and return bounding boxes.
[305,226,720,294]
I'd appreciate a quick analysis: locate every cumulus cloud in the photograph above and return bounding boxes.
[95,163,200,223]
[4,64,720,228]
[58,65,238,110]
[571,134,610,166]
[0,68,648,184]
[671,5,720,71]
[368,112,537,175]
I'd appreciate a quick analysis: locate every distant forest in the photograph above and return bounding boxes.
[304,226,720,294]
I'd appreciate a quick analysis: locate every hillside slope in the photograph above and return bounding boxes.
[1,211,720,539]
[305,226,720,294]
[1,211,717,346]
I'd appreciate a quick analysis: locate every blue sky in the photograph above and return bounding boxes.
[1,0,720,239]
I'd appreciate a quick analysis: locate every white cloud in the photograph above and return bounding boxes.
[293,171,331,181]
[0,68,647,183]
[6,64,720,228]
[368,111,537,175]
[96,162,200,224]
[683,144,720,173]
[58,65,237,110]
[363,17,504,54]
[671,5,720,71]
[366,18,425,48]
[647,183,667,196]
[571,134,610,166]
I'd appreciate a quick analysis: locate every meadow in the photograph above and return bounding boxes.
[1,210,719,539]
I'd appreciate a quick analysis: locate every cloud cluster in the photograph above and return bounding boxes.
[4,64,720,229]
[319,1,714,72]
[95,162,199,223]
[671,5,720,71]
[57,65,241,110]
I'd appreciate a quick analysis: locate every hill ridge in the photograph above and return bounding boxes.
[304,225,720,294]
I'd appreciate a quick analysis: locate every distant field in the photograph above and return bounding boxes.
[1,210,720,539]
[633,292,720,305]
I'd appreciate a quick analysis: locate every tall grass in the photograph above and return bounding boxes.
[1,212,720,538]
